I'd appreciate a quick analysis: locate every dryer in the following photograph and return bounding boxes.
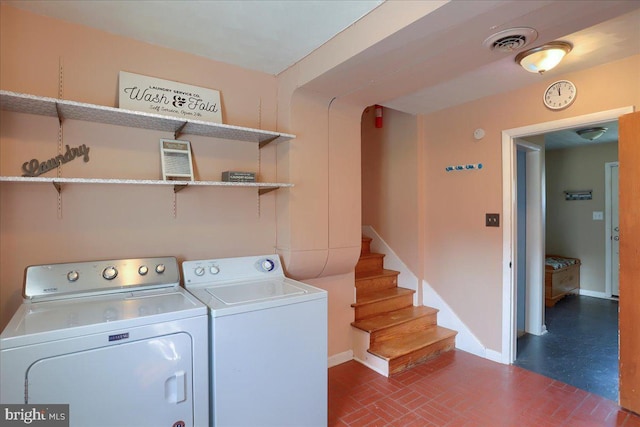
[0,257,208,427]
[182,254,328,427]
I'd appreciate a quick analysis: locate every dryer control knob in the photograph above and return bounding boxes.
[102,266,118,280]
[155,264,166,274]
[210,266,220,275]
[194,266,205,276]
[261,259,275,272]
[67,270,79,282]
[138,265,149,275]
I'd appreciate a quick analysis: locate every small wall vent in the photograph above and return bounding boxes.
[483,27,538,53]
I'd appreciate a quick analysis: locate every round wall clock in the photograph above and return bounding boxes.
[543,80,577,110]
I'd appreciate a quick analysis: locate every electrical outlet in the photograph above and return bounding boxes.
[486,213,500,227]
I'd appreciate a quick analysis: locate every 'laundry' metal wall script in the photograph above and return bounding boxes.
[21,144,90,177]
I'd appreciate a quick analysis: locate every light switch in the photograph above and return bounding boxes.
[593,211,604,221]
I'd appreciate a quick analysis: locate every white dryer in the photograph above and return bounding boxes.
[0,257,208,427]
[182,254,328,427]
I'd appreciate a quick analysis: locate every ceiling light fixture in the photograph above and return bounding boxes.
[515,41,572,74]
[576,127,608,141]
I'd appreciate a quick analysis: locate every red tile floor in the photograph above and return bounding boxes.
[328,350,640,427]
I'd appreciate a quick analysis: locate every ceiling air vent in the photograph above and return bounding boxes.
[482,27,538,53]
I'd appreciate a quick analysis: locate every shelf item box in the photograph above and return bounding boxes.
[222,171,256,182]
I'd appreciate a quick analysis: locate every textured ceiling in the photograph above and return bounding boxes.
[4,0,384,76]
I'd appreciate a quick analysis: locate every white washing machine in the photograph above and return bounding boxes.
[182,254,328,427]
[0,257,209,427]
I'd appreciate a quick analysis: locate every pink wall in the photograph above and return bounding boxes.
[421,55,639,351]
[0,5,279,327]
[361,106,420,275]
[0,5,359,358]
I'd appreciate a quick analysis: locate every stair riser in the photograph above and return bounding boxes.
[356,275,398,296]
[387,336,456,375]
[355,256,384,274]
[361,239,372,255]
[354,294,413,320]
[370,315,438,346]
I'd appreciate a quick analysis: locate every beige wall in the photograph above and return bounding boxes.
[545,142,618,293]
[420,55,639,351]
[361,106,420,275]
[0,5,358,358]
[0,5,279,326]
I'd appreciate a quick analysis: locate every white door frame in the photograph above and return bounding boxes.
[500,106,634,364]
[515,140,546,338]
[605,161,619,297]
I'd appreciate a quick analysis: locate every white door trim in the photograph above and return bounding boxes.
[605,161,619,297]
[500,106,634,364]
[523,143,546,337]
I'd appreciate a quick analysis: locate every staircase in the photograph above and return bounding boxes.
[351,236,457,375]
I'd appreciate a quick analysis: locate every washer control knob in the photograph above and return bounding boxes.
[209,266,220,275]
[155,264,165,274]
[261,259,275,272]
[67,270,79,282]
[194,266,205,276]
[102,266,118,280]
[138,265,149,276]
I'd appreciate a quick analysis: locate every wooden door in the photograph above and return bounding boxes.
[619,110,640,413]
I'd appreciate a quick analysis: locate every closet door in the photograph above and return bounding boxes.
[618,110,640,413]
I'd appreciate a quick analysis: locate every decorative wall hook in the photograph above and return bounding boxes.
[445,163,483,172]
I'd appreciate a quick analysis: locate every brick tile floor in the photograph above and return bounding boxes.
[328,350,640,426]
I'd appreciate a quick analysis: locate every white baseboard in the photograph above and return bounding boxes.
[579,289,615,300]
[484,349,504,363]
[328,350,353,368]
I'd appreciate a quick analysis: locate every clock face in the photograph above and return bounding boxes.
[543,80,577,110]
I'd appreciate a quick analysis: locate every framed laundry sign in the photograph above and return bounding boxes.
[118,71,222,123]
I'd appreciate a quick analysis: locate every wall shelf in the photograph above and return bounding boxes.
[1,90,295,202]
[0,176,292,195]
[0,90,295,146]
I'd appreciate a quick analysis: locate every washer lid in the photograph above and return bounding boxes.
[207,279,306,304]
[189,277,327,317]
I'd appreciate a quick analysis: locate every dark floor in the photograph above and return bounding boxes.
[515,294,619,401]
[328,350,640,426]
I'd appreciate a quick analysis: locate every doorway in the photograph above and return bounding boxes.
[501,106,633,365]
[503,108,632,402]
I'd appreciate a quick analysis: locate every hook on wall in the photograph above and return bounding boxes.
[445,163,483,172]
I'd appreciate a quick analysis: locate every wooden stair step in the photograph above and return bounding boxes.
[361,236,373,255]
[351,287,414,320]
[369,326,458,375]
[355,268,399,281]
[352,306,439,345]
[355,252,385,274]
[355,269,399,295]
[351,305,438,333]
[351,287,414,306]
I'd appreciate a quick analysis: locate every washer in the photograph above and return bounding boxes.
[0,257,208,427]
[182,254,328,427]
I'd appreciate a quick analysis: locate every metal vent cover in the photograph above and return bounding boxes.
[483,27,538,53]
